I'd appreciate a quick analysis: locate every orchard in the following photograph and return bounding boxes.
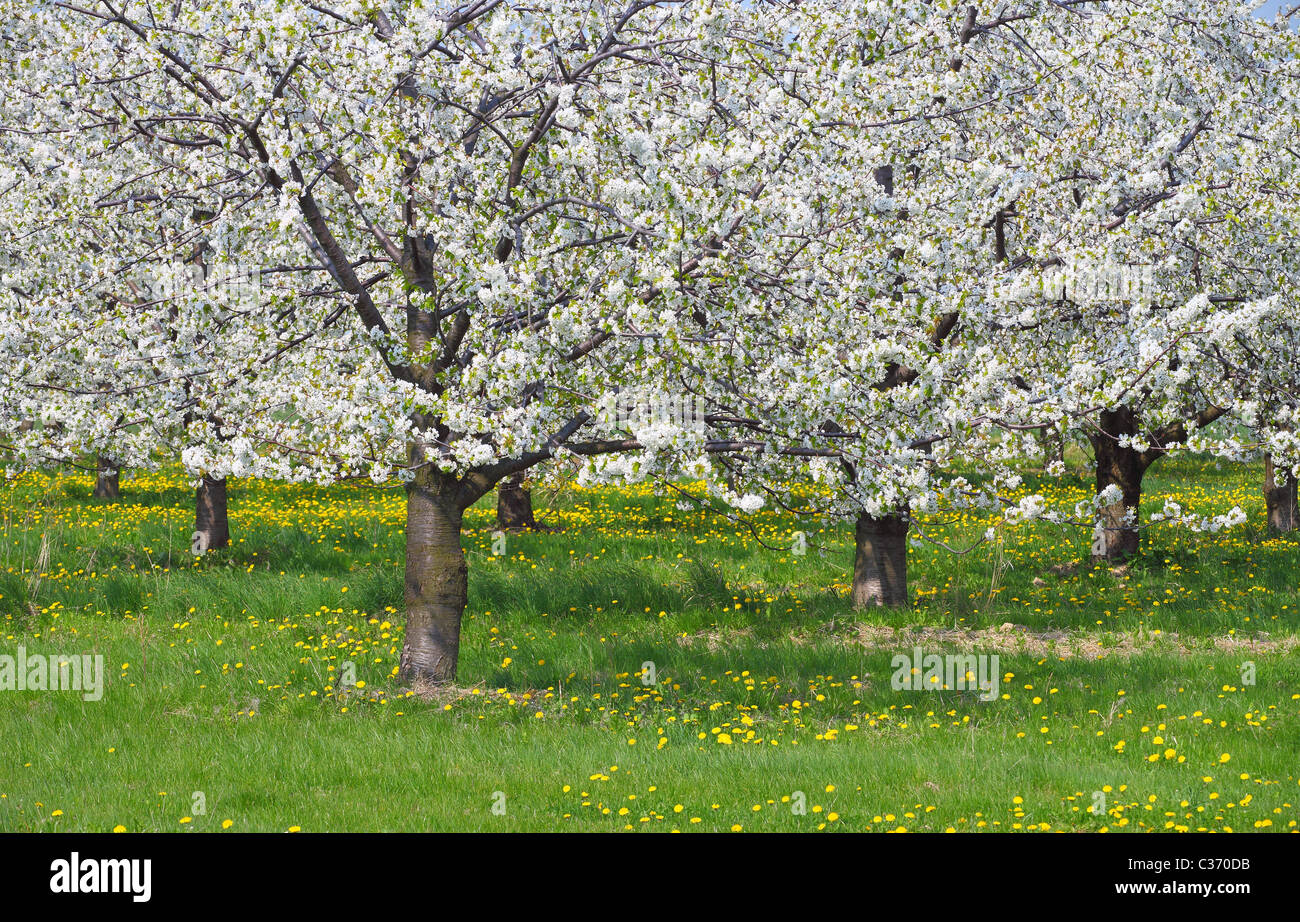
[1,0,1299,838]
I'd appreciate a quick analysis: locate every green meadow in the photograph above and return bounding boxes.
[1,457,1297,832]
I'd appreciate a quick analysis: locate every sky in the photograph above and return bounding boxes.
[1255,1,1295,19]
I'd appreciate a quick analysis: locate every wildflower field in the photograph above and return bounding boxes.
[2,457,1298,833]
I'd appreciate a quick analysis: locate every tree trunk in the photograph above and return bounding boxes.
[93,455,120,499]
[496,473,537,529]
[1090,408,1144,560]
[398,468,468,685]
[194,475,231,551]
[1264,455,1298,532]
[852,511,910,608]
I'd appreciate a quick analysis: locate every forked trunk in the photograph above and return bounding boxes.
[852,511,910,608]
[1264,455,1298,532]
[496,473,537,529]
[194,475,231,551]
[398,468,468,685]
[93,455,120,499]
[1091,408,1143,560]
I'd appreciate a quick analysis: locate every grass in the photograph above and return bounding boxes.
[1,456,1298,832]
